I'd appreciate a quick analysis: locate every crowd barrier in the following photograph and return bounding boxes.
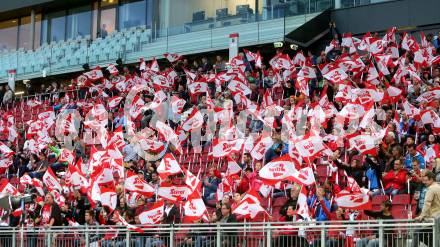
[0,219,438,247]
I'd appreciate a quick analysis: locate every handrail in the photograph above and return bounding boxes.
[0,219,434,233]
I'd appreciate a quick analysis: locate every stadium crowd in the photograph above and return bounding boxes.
[0,25,439,246]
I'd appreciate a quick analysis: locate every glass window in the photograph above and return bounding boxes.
[41,17,48,45]
[45,11,66,43]
[0,19,18,51]
[18,16,31,50]
[34,14,42,48]
[100,9,116,37]
[67,5,92,39]
[119,0,146,30]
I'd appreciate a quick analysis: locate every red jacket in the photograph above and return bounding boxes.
[383,169,408,191]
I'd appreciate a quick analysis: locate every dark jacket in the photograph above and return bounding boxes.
[163,205,180,224]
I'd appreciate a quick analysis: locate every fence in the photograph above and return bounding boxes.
[0,219,437,247]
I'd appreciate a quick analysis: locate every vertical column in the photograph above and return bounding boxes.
[30,9,35,50]
[229,33,239,62]
[159,0,170,36]
[334,0,341,9]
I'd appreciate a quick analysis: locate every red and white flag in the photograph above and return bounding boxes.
[139,201,164,224]
[416,87,440,103]
[114,211,144,233]
[243,49,262,68]
[424,144,440,163]
[43,167,63,192]
[100,186,118,212]
[84,67,104,81]
[157,184,190,201]
[129,94,146,119]
[182,107,204,131]
[0,142,14,158]
[259,154,298,184]
[233,190,267,219]
[163,53,182,63]
[125,170,155,198]
[184,168,201,193]
[108,96,123,109]
[209,138,245,158]
[297,186,310,219]
[0,159,12,169]
[183,192,207,222]
[335,190,372,210]
[250,135,274,160]
[420,110,440,133]
[157,153,182,180]
[188,81,208,95]
[225,157,242,177]
[294,135,326,160]
[261,90,274,109]
[170,96,186,115]
[0,180,20,196]
[347,133,378,156]
[11,208,23,217]
[107,64,119,76]
[228,77,251,96]
[155,121,182,153]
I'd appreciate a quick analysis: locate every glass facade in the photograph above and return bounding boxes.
[0,19,18,51]
[67,6,92,39]
[119,0,147,30]
[0,0,391,53]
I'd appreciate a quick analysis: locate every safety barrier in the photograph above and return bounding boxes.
[0,219,437,247]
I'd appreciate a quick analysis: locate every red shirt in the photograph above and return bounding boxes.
[41,204,52,225]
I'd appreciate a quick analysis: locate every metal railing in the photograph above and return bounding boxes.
[0,219,437,247]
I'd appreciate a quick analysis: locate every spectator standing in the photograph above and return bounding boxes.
[35,193,62,227]
[2,85,13,106]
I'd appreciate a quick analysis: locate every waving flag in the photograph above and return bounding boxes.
[420,110,440,133]
[139,201,164,224]
[182,107,204,131]
[225,157,242,177]
[259,154,298,184]
[100,186,118,212]
[157,184,190,201]
[108,96,123,109]
[170,96,186,115]
[43,167,63,192]
[250,135,274,160]
[0,142,14,158]
[347,133,378,156]
[294,135,326,160]
[157,153,182,180]
[233,190,267,219]
[228,77,251,96]
[416,87,440,103]
[155,121,182,153]
[188,81,208,95]
[297,186,310,219]
[84,67,103,81]
[335,190,372,210]
[184,168,201,193]
[125,170,155,198]
[0,180,20,196]
[163,53,182,63]
[114,211,144,233]
[183,192,207,222]
[209,138,245,158]
[107,64,119,76]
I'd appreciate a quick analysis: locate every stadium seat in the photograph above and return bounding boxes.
[392,194,410,205]
[273,197,288,207]
[372,195,389,205]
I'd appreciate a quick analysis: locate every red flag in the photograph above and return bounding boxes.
[11,208,23,217]
[0,142,14,158]
[114,211,144,233]
[84,67,103,81]
[183,192,207,222]
[125,170,155,198]
[43,167,63,192]
[163,53,182,63]
[259,154,298,185]
[139,201,164,224]
[157,153,182,180]
[0,180,20,196]
[108,96,123,109]
[100,186,117,212]
[347,133,378,156]
[335,190,372,210]
[157,184,190,201]
[106,64,119,76]
[250,135,273,160]
[181,107,204,131]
